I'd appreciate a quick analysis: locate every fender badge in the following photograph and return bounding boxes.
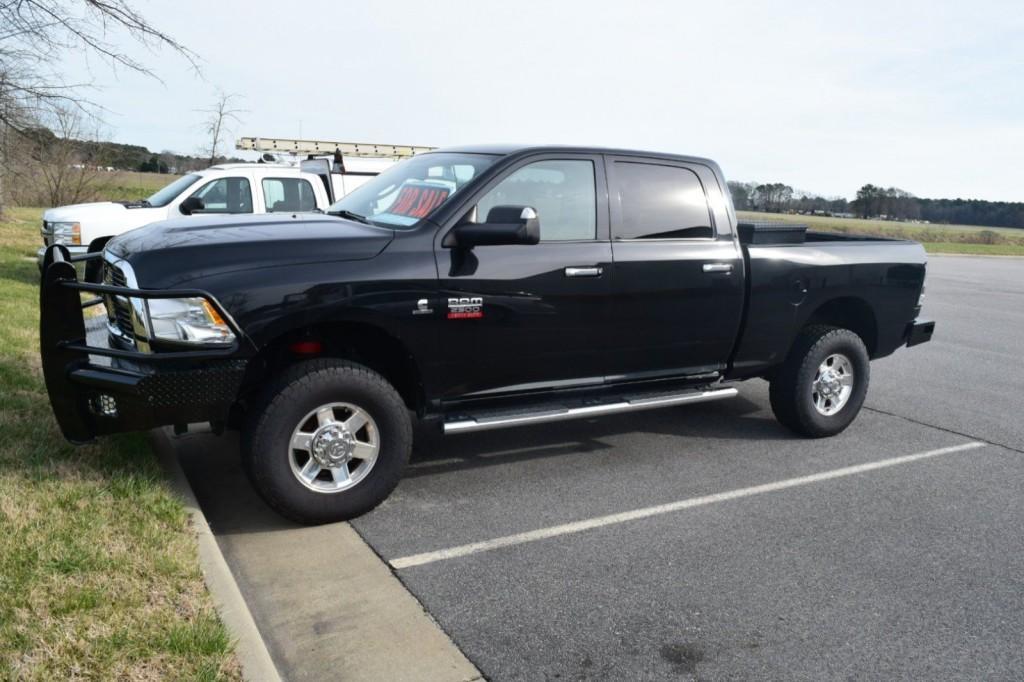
[413,299,433,315]
[447,296,484,319]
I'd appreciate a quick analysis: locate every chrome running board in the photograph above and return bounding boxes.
[443,386,738,434]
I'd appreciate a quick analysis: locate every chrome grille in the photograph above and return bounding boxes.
[103,262,136,346]
[106,263,127,287]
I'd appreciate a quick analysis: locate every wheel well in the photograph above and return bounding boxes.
[243,322,422,412]
[803,297,878,355]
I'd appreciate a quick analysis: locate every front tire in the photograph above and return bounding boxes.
[769,325,870,438]
[242,359,412,524]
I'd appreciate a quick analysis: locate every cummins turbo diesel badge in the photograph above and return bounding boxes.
[447,297,483,319]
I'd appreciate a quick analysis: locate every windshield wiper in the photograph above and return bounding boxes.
[327,209,370,224]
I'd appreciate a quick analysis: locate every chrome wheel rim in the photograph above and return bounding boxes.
[288,402,380,493]
[811,353,854,416]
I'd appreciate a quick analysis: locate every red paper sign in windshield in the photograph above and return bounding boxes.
[388,184,450,218]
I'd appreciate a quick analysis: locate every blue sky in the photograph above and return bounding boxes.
[63,0,1024,201]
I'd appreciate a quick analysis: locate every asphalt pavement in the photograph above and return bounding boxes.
[180,254,1024,681]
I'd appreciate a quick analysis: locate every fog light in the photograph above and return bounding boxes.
[91,394,118,417]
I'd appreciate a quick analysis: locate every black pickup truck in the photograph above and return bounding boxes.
[40,145,933,523]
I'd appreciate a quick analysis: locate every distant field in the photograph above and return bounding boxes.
[97,170,182,203]
[737,211,1024,256]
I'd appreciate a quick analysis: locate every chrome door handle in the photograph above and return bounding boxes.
[702,263,733,273]
[565,266,603,277]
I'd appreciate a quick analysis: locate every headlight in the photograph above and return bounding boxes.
[146,297,235,344]
[51,222,81,245]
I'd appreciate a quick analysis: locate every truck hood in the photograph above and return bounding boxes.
[44,201,166,239]
[105,213,395,287]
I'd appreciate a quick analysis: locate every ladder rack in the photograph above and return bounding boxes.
[236,137,434,159]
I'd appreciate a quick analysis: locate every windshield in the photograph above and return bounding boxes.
[327,153,498,228]
[146,174,201,207]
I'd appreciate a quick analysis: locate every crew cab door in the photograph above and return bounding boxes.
[433,154,613,399]
[179,175,255,215]
[604,156,744,381]
[258,175,321,213]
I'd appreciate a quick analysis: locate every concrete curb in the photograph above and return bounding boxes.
[152,429,282,682]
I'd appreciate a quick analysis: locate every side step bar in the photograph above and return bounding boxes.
[443,387,738,434]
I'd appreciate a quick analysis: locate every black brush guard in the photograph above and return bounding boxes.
[40,245,249,443]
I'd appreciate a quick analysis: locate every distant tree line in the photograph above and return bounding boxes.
[18,126,244,174]
[728,181,1024,229]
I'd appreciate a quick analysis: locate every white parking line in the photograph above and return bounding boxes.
[390,441,986,570]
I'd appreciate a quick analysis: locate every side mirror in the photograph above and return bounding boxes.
[179,196,205,215]
[445,205,540,248]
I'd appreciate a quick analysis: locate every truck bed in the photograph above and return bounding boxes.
[728,225,928,379]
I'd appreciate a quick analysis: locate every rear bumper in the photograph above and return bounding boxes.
[39,245,249,443]
[905,318,935,347]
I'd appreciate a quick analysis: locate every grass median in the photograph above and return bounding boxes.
[737,211,1024,256]
[0,206,239,680]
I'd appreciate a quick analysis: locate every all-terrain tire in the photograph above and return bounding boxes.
[769,325,870,438]
[242,359,412,524]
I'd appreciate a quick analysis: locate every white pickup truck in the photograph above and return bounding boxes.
[37,138,432,278]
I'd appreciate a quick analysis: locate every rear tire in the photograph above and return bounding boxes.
[769,325,869,438]
[242,359,412,524]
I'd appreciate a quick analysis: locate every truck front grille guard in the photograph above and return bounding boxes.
[40,245,249,443]
[40,244,243,363]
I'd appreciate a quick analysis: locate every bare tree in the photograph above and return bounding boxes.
[0,0,197,215]
[196,90,245,167]
[32,106,111,206]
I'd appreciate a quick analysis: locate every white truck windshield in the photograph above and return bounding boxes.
[146,174,201,207]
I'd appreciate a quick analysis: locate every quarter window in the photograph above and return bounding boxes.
[476,159,596,241]
[614,162,713,239]
[188,177,253,214]
[263,178,317,212]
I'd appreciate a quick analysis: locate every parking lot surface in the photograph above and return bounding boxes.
[181,255,1024,680]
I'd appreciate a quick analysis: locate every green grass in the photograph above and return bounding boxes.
[918,242,1024,256]
[95,171,182,203]
[0,207,239,680]
[737,210,1024,256]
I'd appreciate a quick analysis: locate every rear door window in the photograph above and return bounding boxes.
[613,162,713,239]
[263,178,318,212]
[188,177,253,214]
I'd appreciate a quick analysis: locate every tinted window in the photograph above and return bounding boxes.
[188,177,253,214]
[614,162,712,239]
[477,160,596,241]
[263,178,317,212]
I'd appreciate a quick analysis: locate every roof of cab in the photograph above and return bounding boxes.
[430,144,719,169]
[206,162,299,171]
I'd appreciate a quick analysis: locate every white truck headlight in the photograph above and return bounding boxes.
[51,222,81,245]
[147,297,235,344]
